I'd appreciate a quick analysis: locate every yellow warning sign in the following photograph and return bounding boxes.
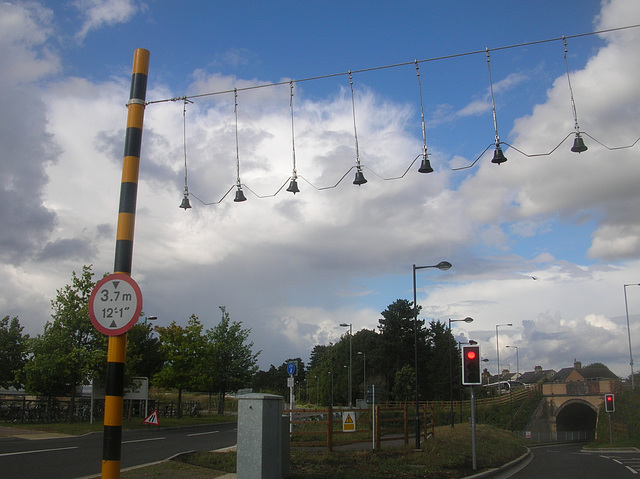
[342,412,356,432]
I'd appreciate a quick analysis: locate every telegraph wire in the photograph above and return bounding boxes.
[146,24,640,105]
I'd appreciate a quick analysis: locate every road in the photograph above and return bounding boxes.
[0,422,237,479]
[510,443,640,479]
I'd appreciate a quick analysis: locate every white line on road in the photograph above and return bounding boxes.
[187,430,220,437]
[122,437,165,444]
[0,446,78,457]
[626,466,638,474]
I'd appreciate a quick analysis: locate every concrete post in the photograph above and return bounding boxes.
[237,393,288,479]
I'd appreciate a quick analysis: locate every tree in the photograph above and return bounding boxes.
[24,265,106,421]
[154,315,207,418]
[206,312,260,415]
[392,365,416,402]
[0,316,29,389]
[378,299,428,398]
[253,359,306,400]
[424,320,459,401]
[125,321,164,384]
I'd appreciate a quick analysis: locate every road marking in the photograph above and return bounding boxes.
[626,466,638,474]
[122,437,165,444]
[187,430,220,437]
[0,446,78,457]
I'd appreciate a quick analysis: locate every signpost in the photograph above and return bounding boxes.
[287,361,296,434]
[89,274,143,336]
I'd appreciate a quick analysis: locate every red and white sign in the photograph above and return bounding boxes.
[88,274,143,336]
[143,410,159,425]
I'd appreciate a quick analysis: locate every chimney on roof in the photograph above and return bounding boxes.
[534,365,542,373]
[574,360,582,370]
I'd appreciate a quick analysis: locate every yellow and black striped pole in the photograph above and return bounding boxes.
[102,48,149,479]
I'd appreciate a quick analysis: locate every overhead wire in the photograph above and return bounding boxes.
[146,24,640,205]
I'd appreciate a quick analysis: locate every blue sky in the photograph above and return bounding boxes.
[2,0,640,381]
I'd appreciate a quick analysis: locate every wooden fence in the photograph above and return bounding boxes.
[284,403,434,451]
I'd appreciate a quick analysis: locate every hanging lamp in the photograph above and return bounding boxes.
[563,37,588,153]
[233,88,247,202]
[349,71,367,185]
[487,49,507,165]
[286,81,300,194]
[415,61,434,173]
[179,98,192,209]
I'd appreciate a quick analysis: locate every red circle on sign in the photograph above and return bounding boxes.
[88,274,143,336]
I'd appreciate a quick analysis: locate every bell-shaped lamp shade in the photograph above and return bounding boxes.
[491,146,507,165]
[286,178,300,194]
[418,157,434,173]
[179,194,192,210]
[234,187,247,202]
[353,168,367,185]
[571,134,588,153]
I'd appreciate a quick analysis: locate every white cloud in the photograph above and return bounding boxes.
[2,0,640,380]
[73,0,139,41]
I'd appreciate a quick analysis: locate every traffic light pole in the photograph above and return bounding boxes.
[471,385,477,471]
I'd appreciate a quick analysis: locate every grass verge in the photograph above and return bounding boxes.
[122,424,526,478]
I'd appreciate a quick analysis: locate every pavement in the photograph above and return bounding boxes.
[0,425,72,440]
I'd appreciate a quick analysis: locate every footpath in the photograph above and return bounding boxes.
[0,425,72,440]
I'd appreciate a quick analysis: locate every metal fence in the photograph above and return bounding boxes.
[513,430,594,443]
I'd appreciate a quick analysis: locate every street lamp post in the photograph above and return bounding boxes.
[496,323,513,386]
[506,345,519,376]
[412,260,452,449]
[340,323,353,407]
[624,283,640,390]
[315,375,319,406]
[358,351,366,401]
[448,317,473,427]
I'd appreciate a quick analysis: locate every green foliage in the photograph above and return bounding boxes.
[154,315,207,416]
[392,365,416,402]
[0,315,29,388]
[425,319,461,401]
[205,312,260,413]
[252,358,306,398]
[594,388,640,446]
[170,424,525,478]
[305,300,463,404]
[125,321,164,386]
[24,265,106,402]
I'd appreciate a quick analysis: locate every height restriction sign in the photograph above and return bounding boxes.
[89,274,143,336]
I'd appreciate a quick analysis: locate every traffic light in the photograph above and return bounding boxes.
[462,345,481,385]
[604,393,615,413]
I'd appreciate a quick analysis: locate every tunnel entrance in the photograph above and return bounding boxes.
[555,401,597,433]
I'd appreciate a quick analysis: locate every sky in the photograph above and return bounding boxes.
[2,0,640,382]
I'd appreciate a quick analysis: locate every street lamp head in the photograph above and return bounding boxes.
[339,323,350,327]
[463,317,474,323]
[436,261,452,271]
[469,340,478,345]
[146,316,157,321]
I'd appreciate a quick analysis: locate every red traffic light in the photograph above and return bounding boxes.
[462,345,481,385]
[604,393,615,413]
